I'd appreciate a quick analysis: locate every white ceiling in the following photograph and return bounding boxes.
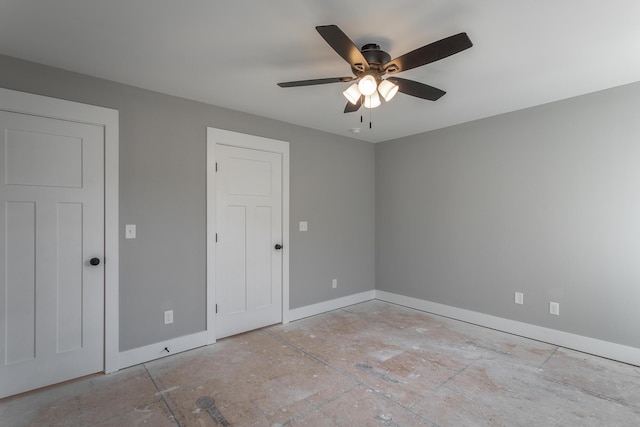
[2,1,640,143]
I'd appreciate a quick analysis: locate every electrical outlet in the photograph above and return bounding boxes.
[549,302,560,316]
[515,292,524,305]
[332,279,337,289]
[299,221,308,232]
[164,310,174,324]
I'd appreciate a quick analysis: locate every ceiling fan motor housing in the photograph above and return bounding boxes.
[353,43,392,76]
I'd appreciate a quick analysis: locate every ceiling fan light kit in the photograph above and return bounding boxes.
[277,24,473,114]
[363,91,381,109]
[357,74,378,96]
[378,79,399,102]
[342,76,399,109]
[343,83,361,104]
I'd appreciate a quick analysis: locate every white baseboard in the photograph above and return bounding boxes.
[116,290,639,370]
[287,290,376,322]
[118,331,209,369]
[118,291,376,370]
[374,290,640,366]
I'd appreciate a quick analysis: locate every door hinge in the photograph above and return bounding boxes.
[215,162,218,172]
[215,304,218,314]
[215,233,218,242]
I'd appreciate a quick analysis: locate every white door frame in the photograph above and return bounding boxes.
[206,127,290,343]
[0,88,120,373]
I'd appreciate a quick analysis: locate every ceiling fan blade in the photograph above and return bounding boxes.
[383,32,472,74]
[278,76,354,87]
[389,77,446,101]
[344,96,363,113]
[316,25,369,72]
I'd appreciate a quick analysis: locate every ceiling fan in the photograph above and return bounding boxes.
[278,25,473,113]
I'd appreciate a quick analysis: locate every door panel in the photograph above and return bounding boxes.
[56,202,84,353]
[5,201,36,365]
[228,157,272,196]
[225,205,247,314]
[253,206,273,309]
[216,144,282,338]
[5,128,83,187]
[0,110,104,398]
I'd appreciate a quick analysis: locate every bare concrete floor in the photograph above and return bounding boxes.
[2,300,640,426]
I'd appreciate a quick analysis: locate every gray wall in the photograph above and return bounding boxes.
[5,50,638,354]
[376,81,640,348]
[0,54,376,351]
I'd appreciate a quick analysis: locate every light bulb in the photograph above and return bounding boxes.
[363,92,381,109]
[343,83,361,105]
[358,75,377,96]
[378,79,399,102]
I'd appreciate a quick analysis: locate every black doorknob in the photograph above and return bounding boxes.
[89,258,100,266]
[274,244,283,250]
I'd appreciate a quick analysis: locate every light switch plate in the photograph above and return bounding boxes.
[125,224,136,239]
[299,221,308,232]
[515,292,524,305]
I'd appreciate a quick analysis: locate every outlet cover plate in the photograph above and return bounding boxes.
[549,302,560,316]
[515,292,524,305]
[164,310,174,324]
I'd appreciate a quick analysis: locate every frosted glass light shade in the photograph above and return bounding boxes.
[363,91,381,109]
[343,83,361,104]
[358,75,377,96]
[378,79,399,102]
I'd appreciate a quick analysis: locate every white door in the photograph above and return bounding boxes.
[0,110,104,398]
[216,144,282,338]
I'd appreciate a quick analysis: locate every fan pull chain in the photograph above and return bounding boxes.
[369,105,372,129]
